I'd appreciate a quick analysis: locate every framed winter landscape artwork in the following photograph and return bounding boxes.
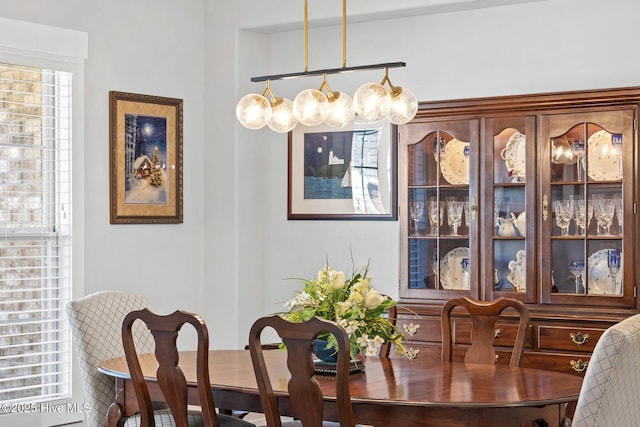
[287,120,397,220]
[109,91,183,224]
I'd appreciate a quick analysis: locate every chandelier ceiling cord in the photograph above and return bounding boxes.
[236,0,418,133]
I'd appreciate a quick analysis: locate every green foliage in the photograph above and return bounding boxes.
[282,261,414,360]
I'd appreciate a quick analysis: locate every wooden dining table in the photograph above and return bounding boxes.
[98,349,583,427]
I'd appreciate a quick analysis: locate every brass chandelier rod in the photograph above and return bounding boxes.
[250,0,405,83]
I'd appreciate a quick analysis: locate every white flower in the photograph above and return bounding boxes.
[284,291,316,309]
[329,270,346,289]
[364,289,386,310]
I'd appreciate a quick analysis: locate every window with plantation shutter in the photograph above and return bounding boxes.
[0,62,72,405]
[0,18,86,426]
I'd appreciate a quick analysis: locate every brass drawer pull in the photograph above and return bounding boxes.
[570,332,590,347]
[570,359,588,373]
[494,328,501,338]
[402,322,420,336]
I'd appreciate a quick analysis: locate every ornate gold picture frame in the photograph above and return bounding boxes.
[109,91,183,224]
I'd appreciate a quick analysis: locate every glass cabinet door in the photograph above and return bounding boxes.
[400,119,479,300]
[540,110,634,307]
[483,117,536,303]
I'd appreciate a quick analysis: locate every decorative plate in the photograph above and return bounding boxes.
[588,249,623,295]
[440,138,470,185]
[588,130,622,181]
[440,247,470,290]
[506,249,526,292]
[500,131,526,182]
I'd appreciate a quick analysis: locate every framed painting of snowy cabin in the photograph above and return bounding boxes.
[109,91,183,224]
[287,120,397,220]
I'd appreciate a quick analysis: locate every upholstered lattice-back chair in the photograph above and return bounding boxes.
[570,313,640,427]
[66,291,157,427]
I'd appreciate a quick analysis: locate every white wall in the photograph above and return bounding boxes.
[0,0,207,318]
[212,0,640,347]
[1,0,639,352]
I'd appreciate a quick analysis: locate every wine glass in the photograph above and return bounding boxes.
[571,195,586,235]
[553,199,573,236]
[594,197,615,235]
[571,140,585,181]
[447,198,463,235]
[568,260,585,294]
[427,197,440,236]
[409,201,424,236]
[613,194,623,234]
[607,249,621,295]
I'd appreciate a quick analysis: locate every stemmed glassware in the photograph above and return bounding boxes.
[427,198,440,236]
[593,196,615,235]
[571,140,585,181]
[613,194,623,234]
[607,249,621,295]
[409,201,424,236]
[446,197,464,235]
[571,195,586,235]
[553,198,574,236]
[568,260,585,294]
[587,201,594,233]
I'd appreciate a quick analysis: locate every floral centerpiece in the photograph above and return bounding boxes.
[282,260,418,360]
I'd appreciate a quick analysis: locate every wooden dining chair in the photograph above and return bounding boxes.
[441,296,529,367]
[121,308,255,427]
[248,314,355,427]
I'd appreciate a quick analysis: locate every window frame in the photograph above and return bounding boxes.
[0,17,86,427]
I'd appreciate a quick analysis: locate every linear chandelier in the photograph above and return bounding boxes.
[236,0,417,133]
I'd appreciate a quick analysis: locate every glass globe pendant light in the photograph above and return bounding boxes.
[387,87,418,125]
[381,68,418,125]
[293,88,329,127]
[237,0,416,132]
[236,93,272,130]
[268,98,297,133]
[318,73,355,128]
[263,81,297,133]
[353,82,392,122]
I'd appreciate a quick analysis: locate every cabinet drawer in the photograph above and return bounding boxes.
[523,351,590,376]
[453,320,533,348]
[538,325,605,353]
[397,315,441,343]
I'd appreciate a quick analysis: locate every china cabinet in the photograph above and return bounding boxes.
[397,87,639,376]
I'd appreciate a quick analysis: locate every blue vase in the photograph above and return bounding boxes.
[313,339,338,363]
